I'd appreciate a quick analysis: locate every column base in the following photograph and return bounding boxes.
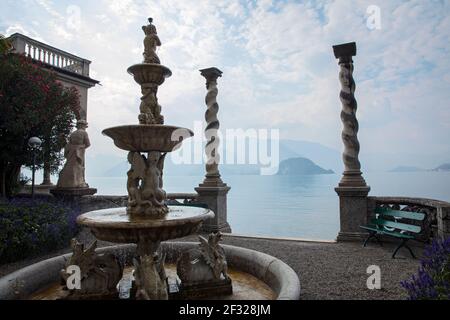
[338,170,368,187]
[195,184,231,234]
[335,185,370,241]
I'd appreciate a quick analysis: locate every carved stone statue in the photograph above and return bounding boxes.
[60,239,123,299]
[57,120,91,188]
[177,232,230,286]
[127,151,168,217]
[133,253,168,300]
[139,83,164,125]
[142,17,161,64]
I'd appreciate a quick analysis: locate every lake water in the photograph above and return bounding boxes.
[87,172,450,241]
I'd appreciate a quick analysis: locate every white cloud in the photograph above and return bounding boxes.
[1,0,449,168]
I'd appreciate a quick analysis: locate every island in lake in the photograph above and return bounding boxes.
[277,157,334,175]
[389,166,425,172]
[432,163,450,172]
[389,163,450,173]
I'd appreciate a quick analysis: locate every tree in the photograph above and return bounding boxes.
[0,35,12,54]
[0,52,80,197]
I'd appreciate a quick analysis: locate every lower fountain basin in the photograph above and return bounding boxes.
[0,243,300,300]
[77,206,214,243]
[102,124,194,152]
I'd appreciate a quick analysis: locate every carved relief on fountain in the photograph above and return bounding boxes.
[176,232,232,297]
[126,151,168,217]
[133,253,168,300]
[60,239,123,299]
[139,83,164,125]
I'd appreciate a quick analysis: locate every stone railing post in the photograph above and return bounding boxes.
[437,207,450,240]
[195,67,231,233]
[332,42,370,241]
[82,59,91,77]
[9,35,26,54]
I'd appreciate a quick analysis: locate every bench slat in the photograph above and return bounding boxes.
[370,218,421,233]
[375,207,425,221]
[360,225,415,239]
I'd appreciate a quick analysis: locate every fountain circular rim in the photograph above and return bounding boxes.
[127,63,172,78]
[101,124,194,152]
[77,205,213,229]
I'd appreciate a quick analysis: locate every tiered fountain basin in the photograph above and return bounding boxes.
[0,242,300,300]
[102,125,193,152]
[127,63,172,85]
[77,206,213,243]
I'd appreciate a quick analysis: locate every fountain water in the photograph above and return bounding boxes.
[74,18,215,300]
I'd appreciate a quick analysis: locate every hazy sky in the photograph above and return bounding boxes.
[2,0,450,169]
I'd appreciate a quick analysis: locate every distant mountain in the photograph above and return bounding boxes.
[432,163,450,172]
[277,157,334,175]
[279,139,340,173]
[389,166,425,172]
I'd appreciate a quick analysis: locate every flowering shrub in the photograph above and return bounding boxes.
[0,52,80,197]
[401,237,450,300]
[0,198,80,264]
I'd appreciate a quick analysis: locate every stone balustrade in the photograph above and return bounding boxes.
[166,193,199,205]
[368,196,450,241]
[8,33,91,77]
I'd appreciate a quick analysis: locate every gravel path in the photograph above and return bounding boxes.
[220,235,421,300]
[0,229,421,300]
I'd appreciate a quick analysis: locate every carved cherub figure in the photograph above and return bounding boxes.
[142,17,161,64]
[141,151,166,208]
[126,151,167,215]
[139,84,164,125]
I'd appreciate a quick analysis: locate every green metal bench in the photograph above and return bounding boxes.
[360,207,425,258]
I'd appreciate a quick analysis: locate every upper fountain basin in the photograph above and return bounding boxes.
[127,63,172,86]
[102,124,193,152]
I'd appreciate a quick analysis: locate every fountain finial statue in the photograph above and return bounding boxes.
[142,17,161,64]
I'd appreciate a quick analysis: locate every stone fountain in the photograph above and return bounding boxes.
[0,18,301,301]
[74,18,215,300]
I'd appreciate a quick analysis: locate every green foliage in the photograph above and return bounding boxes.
[0,198,80,264]
[0,52,80,196]
[0,34,12,54]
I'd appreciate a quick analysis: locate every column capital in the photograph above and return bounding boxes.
[332,42,356,63]
[200,67,223,82]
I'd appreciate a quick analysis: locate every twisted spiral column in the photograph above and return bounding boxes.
[333,42,367,187]
[200,67,224,186]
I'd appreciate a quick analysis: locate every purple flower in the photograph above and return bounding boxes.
[401,237,450,300]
